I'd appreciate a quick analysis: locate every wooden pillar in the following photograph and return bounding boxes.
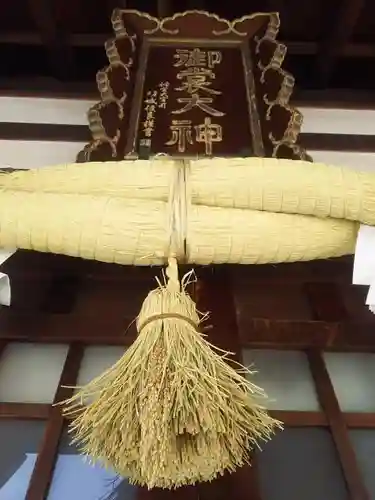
[193,266,262,500]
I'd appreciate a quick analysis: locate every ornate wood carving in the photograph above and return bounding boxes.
[77,16,139,162]
[249,12,311,160]
[78,9,309,161]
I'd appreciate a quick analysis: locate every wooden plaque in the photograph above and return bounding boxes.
[78,10,310,162]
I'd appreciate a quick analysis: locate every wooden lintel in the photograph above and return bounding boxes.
[315,0,366,85]
[106,0,127,18]
[270,410,328,427]
[240,318,375,352]
[0,402,50,420]
[1,80,375,109]
[27,0,75,80]
[186,0,205,9]
[2,402,375,430]
[304,283,348,322]
[0,253,356,285]
[1,121,375,153]
[157,0,174,18]
[1,309,375,351]
[1,30,375,59]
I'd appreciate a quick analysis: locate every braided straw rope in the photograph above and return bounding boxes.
[0,156,368,264]
[13,155,366,488]
[1,156,375,223]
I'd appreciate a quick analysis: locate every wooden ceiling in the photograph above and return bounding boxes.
[1,0,375,97]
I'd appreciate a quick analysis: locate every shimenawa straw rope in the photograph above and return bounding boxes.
[61,158,281,489]
[0,157,361,265]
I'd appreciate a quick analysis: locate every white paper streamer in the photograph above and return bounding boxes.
[0,248,16,306]
[353,225,375,314]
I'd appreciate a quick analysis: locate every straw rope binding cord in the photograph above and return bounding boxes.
[61,158,281,489]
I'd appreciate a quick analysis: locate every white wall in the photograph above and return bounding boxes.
[0,96,374,171]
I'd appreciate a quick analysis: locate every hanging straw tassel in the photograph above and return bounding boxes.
[62,257,281,489]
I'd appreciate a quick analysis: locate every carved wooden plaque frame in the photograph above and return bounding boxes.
[78,10,310,162]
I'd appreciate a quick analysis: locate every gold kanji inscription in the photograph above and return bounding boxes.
[142,90,158,139]
[174,48,221,69]
[175,67,220,95]
[165,117,222,155]
[172,93,224,117]
[158,81,170,109]
[144,90,157,105]
[195,117,222,155]
[172,47,224,117]
[165,120,194,153]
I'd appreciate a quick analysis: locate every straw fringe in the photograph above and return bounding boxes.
[62,259,281,488]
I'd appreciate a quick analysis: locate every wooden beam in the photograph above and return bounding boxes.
[345,413,375,428]
[304,283,348,322]
[266,0,283,17]
[292,88,375,110]
[0,308,137,344]
[2,80,375,110]
[315,0,366,85]
[0,78,97,97]
[106,0,127,18]
[0,402,50,420]
[230,259,354,285]
[240,318,375,352]
[26,344,84,500]
[193,267,262,500]
[1,252,74,311]
[39,258,83,314]
[308,351,369,500]
[1,31,375,59]
[157,0,174,18]
[267,0,290,33]
[305,284,369,498]
[0,255,356,286]
[2,307,375,351]
[186,0,205,8]
[27,0,75,80]
[3,404,369,428]
[302,133,375,152]
[270,410,328,427]
[4,404,375,428]
[1,122,375,154]
[0,122,88,142]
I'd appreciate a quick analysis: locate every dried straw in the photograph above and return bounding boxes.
[0,190,358,266]
[62,258,281,489]
[1,157,375,225]
[0,159,173,200]
[189,157,375,225]
[0,156,365,488]
[187,205,357,264]
[0,191,168,266]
